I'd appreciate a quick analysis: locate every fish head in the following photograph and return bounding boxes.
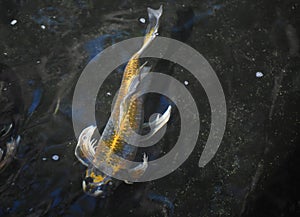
[82,167,115,197]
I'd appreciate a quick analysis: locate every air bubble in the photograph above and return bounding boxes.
[52,155,59,161]
[256,71,263,78]
[10,20,17,26]
[139,18,146,23]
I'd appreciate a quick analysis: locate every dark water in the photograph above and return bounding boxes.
[0,0,299,216]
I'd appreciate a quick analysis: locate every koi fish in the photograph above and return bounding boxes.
[0,64,22,172]
[75,5,171,197]
[0,136,20,172]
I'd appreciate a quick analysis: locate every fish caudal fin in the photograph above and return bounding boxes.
[146,5,163,38]
[136,5,163,56]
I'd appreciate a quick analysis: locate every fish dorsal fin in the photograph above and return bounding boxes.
[117,64,152,129]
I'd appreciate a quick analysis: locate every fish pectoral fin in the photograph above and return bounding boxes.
[140,105,172,141]
[75,126,98,167]
[75,145,90,167]
[127,153,148,180]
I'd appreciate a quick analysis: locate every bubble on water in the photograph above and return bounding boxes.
[3,52,7,56]
[36,60,40,64]
[10,20,17,26]
[184,80,189,85]
[139,18,146,23]
[106,92,112,96]
[52,155,59,161]
[256,71,264,78]
[41,25,46,29]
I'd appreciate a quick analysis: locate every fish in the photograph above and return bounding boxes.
[75,5,172,197]
[0,136,20,172]
[0,64,22,172]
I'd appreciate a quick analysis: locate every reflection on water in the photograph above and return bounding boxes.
[0,0,299,216]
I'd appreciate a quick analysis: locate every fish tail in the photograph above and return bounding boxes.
[136,5,163,56]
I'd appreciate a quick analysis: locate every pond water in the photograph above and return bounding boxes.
[0,0,299,217]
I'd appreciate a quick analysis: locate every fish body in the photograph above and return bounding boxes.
[75,5,171,197]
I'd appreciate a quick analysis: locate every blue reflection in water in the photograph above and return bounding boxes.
[74,0,93,9]
[148,192,174,215]
[10,200,21,213]
[31,7,76,32]
[28,88,42,115]
[172,4,223,32]
[0,207,4,217]
[50,188,62,208]
[69,195,97,217]
[158,96,173,114]
[84,32,129,60]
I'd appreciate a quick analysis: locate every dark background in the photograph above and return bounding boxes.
[0,0,299,216]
